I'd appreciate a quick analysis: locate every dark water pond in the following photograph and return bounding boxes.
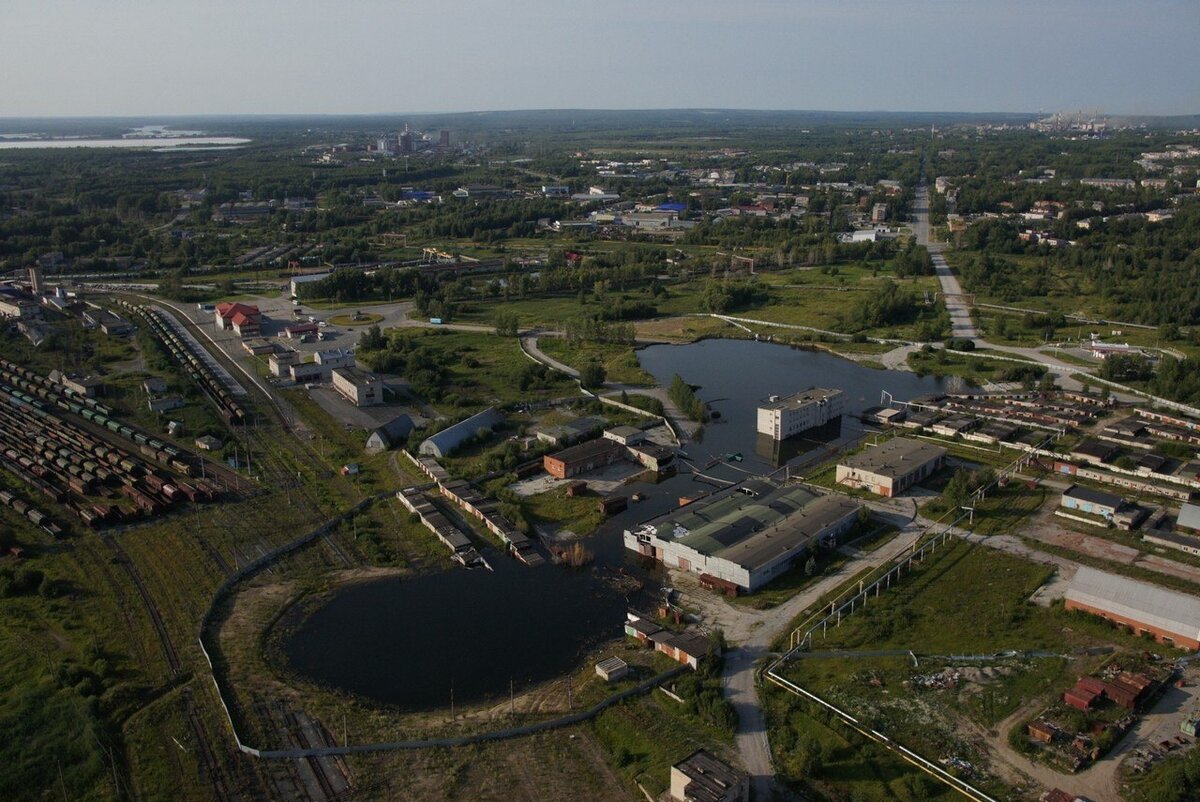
[283,339,945,710]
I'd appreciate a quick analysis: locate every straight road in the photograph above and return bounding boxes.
[913,184,978,339]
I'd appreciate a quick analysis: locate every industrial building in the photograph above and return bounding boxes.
[623,613,715,670]
[627,443,675,473]
[1064,566,1200,650]
[1058,485,1145,529]
[314,348,356,370]
[544,438,625,479]
[624,479,860,593]
[0,287,40,320]
[669,749,749,802]
[756,387,845,440]
[1176,502,1200,534]
[835,438,947,497]
[603,425,646,446]
[268,349,299,378]
[365,415,414,453]
[418,407,505,458]
[330,367,384,407]
[531,416,605,447]
[289,272,330,297]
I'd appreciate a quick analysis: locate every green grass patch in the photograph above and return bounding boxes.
[537,338,655,386]
[328,312,384,326]
[521,485,607,537]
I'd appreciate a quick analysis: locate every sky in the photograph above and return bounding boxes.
[2,0,1198,117]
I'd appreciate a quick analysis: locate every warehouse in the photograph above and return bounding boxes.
[544,438,625,479]
[835,438,947,497]
[1060,485,1124,519]
[756,387,845,440]
[365,415,414,453]
[1176,502,1200,535]
[330,367,385,406]
[1064,566,1200,650]
[1058,484,1146,530]
[418,407,505,458]
[624,478,860,593]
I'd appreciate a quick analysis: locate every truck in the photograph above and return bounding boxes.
[429,317,443,325]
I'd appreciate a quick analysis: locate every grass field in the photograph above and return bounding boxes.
[382,329,578,411]
[592,686,735,797]
[522,484,608,537]
[536,338,656,386]
[767,540,1175,801]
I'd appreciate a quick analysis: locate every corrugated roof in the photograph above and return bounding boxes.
[1065,565,1200,642]
[419,407,505,458]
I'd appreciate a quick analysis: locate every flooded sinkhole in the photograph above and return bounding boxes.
[282,339,946,710]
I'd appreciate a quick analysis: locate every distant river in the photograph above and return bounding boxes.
[282,339,946,711]
[0,137,250,150]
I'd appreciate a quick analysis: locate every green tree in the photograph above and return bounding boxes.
[580,361,606,389]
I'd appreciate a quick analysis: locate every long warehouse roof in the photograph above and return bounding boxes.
[1066,565,1200,642]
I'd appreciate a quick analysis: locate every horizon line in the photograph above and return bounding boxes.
[1,106,1198,122]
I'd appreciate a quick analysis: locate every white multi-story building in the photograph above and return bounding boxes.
[756,388,845,441]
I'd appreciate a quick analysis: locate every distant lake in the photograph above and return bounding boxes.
[282,339,946,712]
[0,137,250,150]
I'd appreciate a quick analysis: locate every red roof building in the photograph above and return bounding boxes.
[1064,687,1099,711]
[284,322,319,338]
[215,302,262,337]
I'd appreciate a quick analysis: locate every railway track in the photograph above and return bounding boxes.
[101,533,239,801]
[184,688,235,802]
[102,535,181,675]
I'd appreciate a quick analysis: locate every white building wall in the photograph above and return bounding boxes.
[757,391,845,439]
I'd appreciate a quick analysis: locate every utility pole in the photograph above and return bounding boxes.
[510,679,515,717]
[57,758,68,802]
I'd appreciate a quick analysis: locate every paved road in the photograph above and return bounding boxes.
[676,522,928,800]
[914,184,978,340]
[912,183,1105,393]
[691,485,1118,800]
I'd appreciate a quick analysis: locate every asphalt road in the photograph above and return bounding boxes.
[914,184,979,340]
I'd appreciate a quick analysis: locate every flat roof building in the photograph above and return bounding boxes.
[757,387,845,441]
[604,425,646,446]
[289,272,330,297]
[314,347,355,370]
[669,749,749,802]
[269,349,300,378]
[1064,565,1200,650]
[331,367,384,407]
[544,438,626,479]
[1060,484,1124,519]
[836,438,947,497]
[624,478,860,593]
[1176,502,1200,534]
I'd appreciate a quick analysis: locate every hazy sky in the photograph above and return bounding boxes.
[3,0,1198,117]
